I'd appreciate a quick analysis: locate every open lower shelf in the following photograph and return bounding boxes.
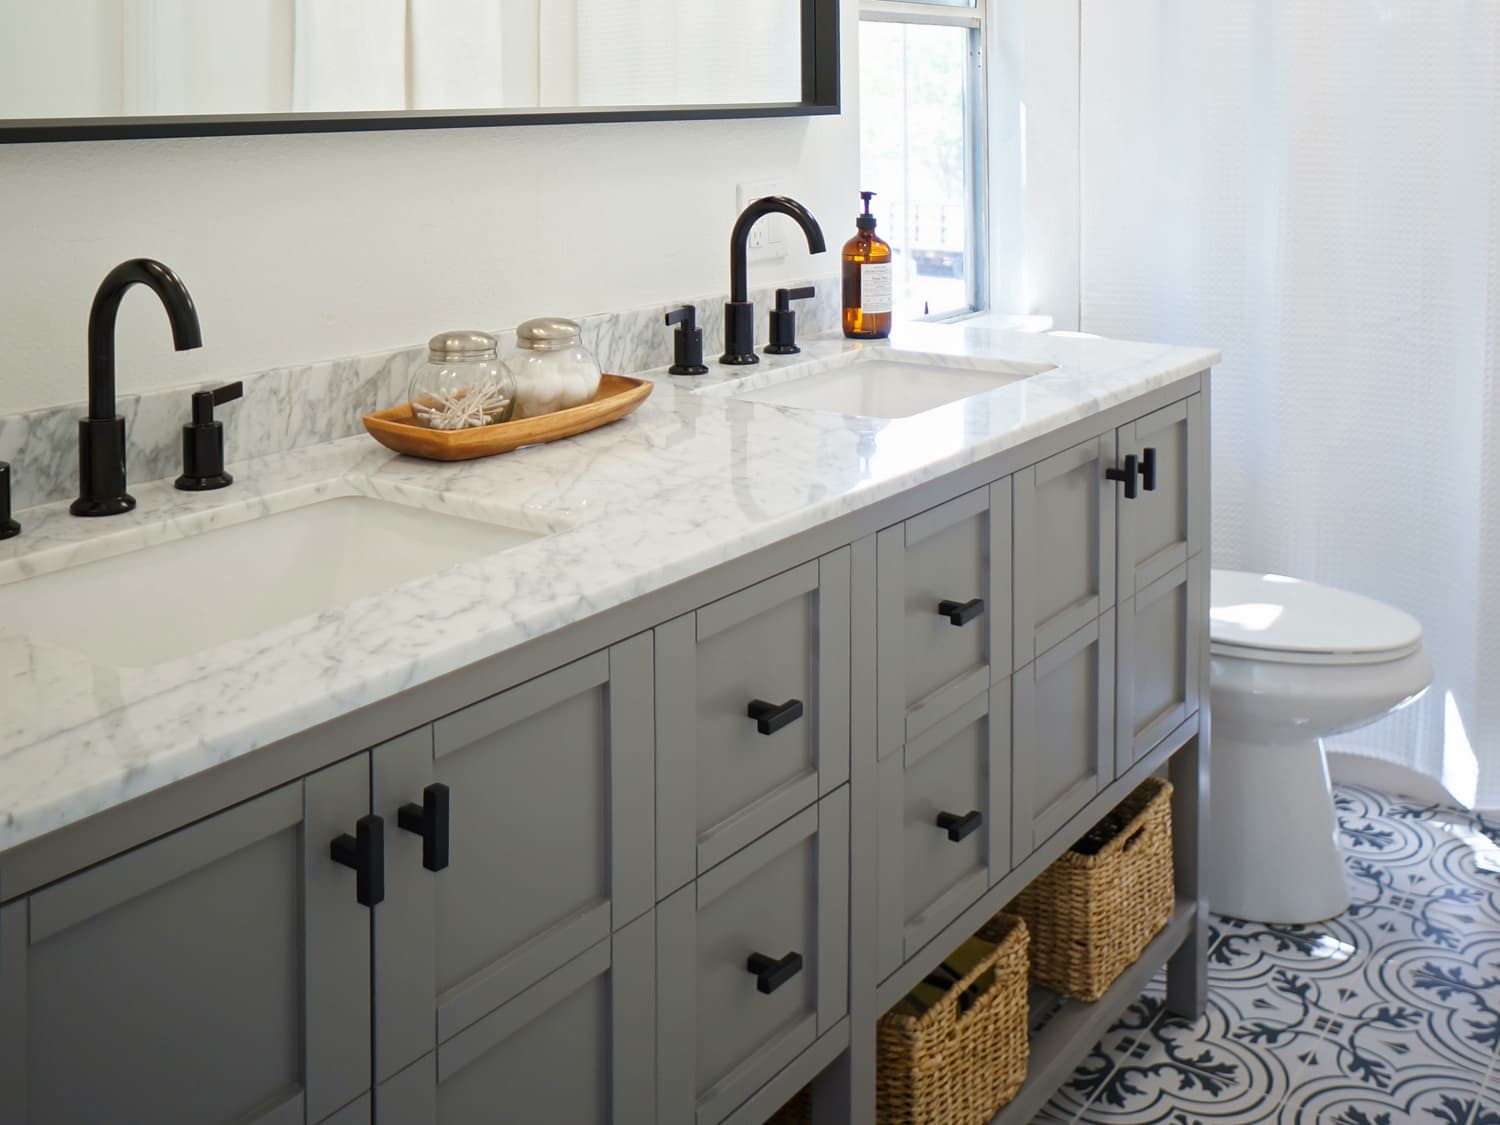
[986,899,1199,1125]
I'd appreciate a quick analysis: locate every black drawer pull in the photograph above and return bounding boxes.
[747,698,804,736]
[746,951,804,994]
[398,783,451,873]
[938,598,985,627]
[1140,447,1158,492]
[936,810,983,842]
[330,814,385,908]
[1106,454,1140,500]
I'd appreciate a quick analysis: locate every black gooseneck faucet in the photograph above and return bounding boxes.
[73,258,203,517]
[721,196,826,366]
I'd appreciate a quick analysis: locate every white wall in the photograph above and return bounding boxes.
[0,6,857,416]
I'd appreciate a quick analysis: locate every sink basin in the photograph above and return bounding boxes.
[0,495,542,668]
[712,352,1056,419]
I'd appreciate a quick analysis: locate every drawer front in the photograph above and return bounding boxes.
[656,789,850,1125]
[1117,562,1202,774]
[1013,434,1117,667]
[876,486,1010,757]
[876,684,1011,980]
[657,551,851,895]
[373,635,655,1079]
[1116,396,1205,602]
[1012,612,1116,859]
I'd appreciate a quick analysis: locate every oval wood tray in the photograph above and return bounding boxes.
[362,374,653,461]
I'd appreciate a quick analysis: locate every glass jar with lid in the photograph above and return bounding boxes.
[408,330,516,430]
[510,317,602,419]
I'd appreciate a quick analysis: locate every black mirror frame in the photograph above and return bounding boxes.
[0,0,839,144]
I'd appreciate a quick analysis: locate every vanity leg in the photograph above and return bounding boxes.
[1166,729,1209,1019]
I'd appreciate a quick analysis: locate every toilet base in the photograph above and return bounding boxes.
[1207,732,1350,925]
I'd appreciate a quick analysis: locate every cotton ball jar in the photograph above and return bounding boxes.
[509,317,603,419]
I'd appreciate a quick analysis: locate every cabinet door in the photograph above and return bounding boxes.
[1117,562,1202,774]
[372,634,655,1085]
[1012,434,1117,667]
[656,789,850,1125]
[656,550,851,894]
[876,682,1011,980]
[876,485,1010,759]
[373,912,656,1125]
[1116,396,1206,603]
[0,756,372,1125]
[1012,613,1116,859]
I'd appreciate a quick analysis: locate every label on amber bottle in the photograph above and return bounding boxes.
[861,262,893,315]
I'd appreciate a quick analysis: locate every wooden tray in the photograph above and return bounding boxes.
[362,374,653,461]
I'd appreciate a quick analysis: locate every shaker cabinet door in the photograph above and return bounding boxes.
[1116,395,1205,603]
[0,755,373,1125]
[1117,562,1202,774]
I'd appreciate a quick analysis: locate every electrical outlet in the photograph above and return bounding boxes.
[738,180,787,263]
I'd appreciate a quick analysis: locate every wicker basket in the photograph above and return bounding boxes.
[1014,777,1175,1002]
[766,1086,812,1125]
[876,914,1030,1125]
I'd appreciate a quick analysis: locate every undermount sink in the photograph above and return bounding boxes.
[0,495,543,668]
[708,351,1057,419]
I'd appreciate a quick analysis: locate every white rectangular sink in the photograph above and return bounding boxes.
[715,352,1056,419]
[0,495,542,668]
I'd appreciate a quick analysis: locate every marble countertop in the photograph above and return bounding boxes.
[0,323,1219,855]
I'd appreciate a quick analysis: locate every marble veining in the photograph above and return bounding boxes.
[0,322,1217,854]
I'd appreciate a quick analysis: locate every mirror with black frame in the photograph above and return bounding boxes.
[0,0,839,142]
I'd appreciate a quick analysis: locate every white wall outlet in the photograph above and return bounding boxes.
[737,180,787,263]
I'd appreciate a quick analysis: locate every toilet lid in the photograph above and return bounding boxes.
[1209,570,1423,664]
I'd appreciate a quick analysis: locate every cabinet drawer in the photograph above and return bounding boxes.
[656,551,851,894]
[876,485,1011,757]
[656,789,850,1125]
[877,683,1011,980]
[1013,434,1117,666]
[1116,395,1205,602]
[1012,612,1116,859]
[1117,562,1202,773]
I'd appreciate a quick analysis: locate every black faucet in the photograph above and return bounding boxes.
[721,197,826,366]
[73,259,203,517]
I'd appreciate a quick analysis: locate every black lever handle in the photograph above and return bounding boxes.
[774,286,817,311]
[0,462,19,541]
[1106,455,1140,500]
[665,305,708,376]
[1140,447,1157,492]
[746,951,804,994]
[938,598,985,627]
[747,698,804,736]
[766,286,816,356]
[936,810,984,842]
[331,814,385,907]
[398,783,451,872]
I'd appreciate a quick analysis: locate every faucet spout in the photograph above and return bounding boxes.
[722,196,826,365]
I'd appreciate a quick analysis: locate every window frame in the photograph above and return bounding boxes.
[858,0,990,320]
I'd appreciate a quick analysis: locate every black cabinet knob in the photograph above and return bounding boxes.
[330,814,385,908]
[1106,454,1140,500]
[936,810,984,842]
[1140,447,1158,492]
[746,951,804,994]
[747,698,804,736]
[398,783,451,872]
[938,598,985,627]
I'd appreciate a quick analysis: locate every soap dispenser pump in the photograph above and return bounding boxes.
[175,381,243,491]
[842,191,893,339]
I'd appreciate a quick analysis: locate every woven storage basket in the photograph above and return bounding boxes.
[766,1086,812,1125]
[875,914,1030,1125]
[1014,777,1175,1002]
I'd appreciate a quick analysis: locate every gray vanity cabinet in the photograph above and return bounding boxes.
[0,754,373,1125]
[370,634,655,1089]
[655,550,851,896]
[656,788,850,1125]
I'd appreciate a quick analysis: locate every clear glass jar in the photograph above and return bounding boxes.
[510,317,602,419]
[408,330,516,430]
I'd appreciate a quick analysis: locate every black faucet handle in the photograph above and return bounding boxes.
[0,462,19,541]
[766,286,816,356]
[178,381,243,491]
[191,380,243,425]
[666,306,709,376]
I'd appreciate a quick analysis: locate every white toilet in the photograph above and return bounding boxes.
[1207,570,1432,925]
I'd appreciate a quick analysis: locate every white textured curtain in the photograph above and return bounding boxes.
[1081,2,1500,804]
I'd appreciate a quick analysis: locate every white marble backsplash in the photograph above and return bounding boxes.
[0,278,841,512]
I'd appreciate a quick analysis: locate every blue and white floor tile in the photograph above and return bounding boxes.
[1036,784,1500,1124]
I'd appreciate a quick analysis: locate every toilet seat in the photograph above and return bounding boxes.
[1209,570,1422,666]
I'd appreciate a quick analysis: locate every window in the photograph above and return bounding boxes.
[859,0,987,321]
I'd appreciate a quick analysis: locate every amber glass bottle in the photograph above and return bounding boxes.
[842,191,893,339]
